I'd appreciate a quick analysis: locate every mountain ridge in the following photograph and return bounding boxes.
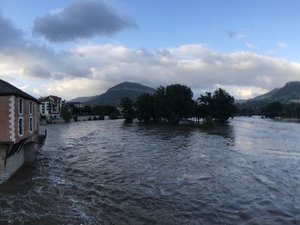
[70,96,98,103]
[248,81,300,103]
[236,81,300,113]
[70,82,155,106]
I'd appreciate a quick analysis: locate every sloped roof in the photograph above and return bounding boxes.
[0,79,39,102]
[39,95,62,102]
[39,96,52,102]
[49,95,61,100]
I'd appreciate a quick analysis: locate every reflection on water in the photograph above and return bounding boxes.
[0,117,299,224]
[231,116,300,157]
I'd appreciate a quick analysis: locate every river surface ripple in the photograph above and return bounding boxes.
[0,117,299,224]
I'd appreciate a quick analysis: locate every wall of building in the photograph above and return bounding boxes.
[1,96,40,143]
[0,144,25,183]
[13,97,39,143]
[0,141,40,183]
[40,102,49,116]
[39,96,63,118]
[0,95,43,183]
[0,96,11,142]
[34,100,40,133]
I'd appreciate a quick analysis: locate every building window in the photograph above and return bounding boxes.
[18,117,24,136]
[29,101,33,115]
[19,98,23,115]
[29,117,33,133]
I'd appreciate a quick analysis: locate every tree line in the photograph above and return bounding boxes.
[237,101,300,118]
[120,84,236,125]
[61,104,120,122]
[261,101,300,118]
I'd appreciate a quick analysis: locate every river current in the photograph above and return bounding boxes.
[0,117,299,224]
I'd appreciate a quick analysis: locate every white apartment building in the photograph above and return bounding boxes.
[39,95,63,119]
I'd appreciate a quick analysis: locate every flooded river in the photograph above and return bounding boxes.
[0,117,299,224]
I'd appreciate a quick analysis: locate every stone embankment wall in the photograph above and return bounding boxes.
[0,144,24,183]
[0,141,40,183]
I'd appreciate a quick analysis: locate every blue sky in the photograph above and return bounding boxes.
[0,0,300,99]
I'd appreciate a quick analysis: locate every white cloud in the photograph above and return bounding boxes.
[1,43,300,100]
[19,85,29,91]
[45,77,108,99]
[214,84,269,99]
[33,88,41,95]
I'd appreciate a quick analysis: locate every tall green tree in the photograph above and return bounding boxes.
[60,106,72,123]
[135,93,155,123]
[211,88,236,122]
[197,88,235,123]
[164,84,194,124]
[136,84,194,124]
[120,97,135,123]
[93,105,119,117]
[152,86,168,122]
[195,92,213,120]
[261,101,283,118]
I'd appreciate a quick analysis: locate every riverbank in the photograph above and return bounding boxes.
[272,117,300,123]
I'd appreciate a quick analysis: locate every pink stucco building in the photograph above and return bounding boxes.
[0,79,46,183]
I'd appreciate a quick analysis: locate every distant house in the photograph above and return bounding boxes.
[0,79,46,183]
[66,101,85,108]
[39,95,63,119]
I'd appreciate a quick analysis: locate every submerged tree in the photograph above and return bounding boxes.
[135,93,155,123]
[120,97,135,123]
[123,84,235,125]
[153,86,168,122]
[135,84,194,124]
[195,92,213,121]
[261,101,283,118]
[197,88,235,123]
[60,106,72,123]
[164,84,194,124]
[211,88,236,122]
